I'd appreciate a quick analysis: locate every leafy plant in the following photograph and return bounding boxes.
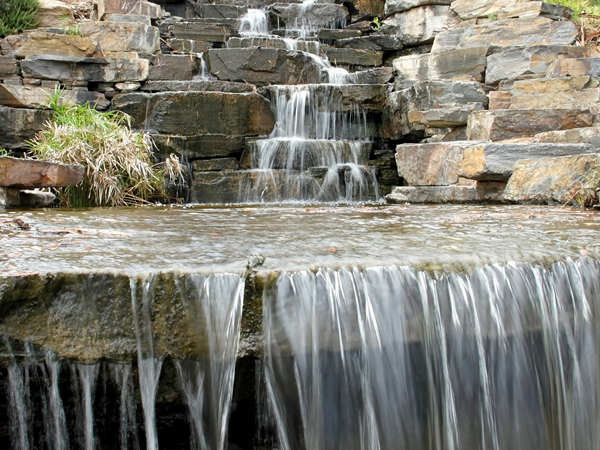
[0,147,9,156]
[64,22,82,36]
[28,87,186,207]
[0,0,40,38]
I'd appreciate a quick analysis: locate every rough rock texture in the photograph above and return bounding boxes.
[20,55,149,82]
[381,5,450,46]
[334,35,404,51]
[485,45,590,85]
[504,154,600,204]
[113,91,275,136]
[192,158,240,172]
[385,184,505,203]
[0,57,20,79]
[0,106,52,150]
[326,48,383,67]
[547,57,600,78]
[15,32,97,58]
[0,85,110,110]
[15,189,57,207]
[467,109,598,141]
[343,67,394,84]
[80,21,160,54]
[169,21,240,44]
[0,157,84,188]
[208,48,324,85]
[95,0,162,19]
[509,89,600,110]
[268,3,349,28]
[191,171,246,203]
[384,0,451,16]
[148,54,201,81]
[534,127,600,148]
[141,80,253,93]
[37,0,72,27]
[451,0,573,21]
[152,134,247,160]
[460,142,597,181]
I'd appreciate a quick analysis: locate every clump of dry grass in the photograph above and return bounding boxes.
[29,88,186,207]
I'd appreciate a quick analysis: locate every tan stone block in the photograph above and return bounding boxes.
[80,21,159,54]
[0,156,84,188]
[511,76,593,94]
[0,85,110,110]
[509,89,600,109]
[37,0,72,27]
[546,57,600,78]
[533,127,600,148]
[15,32,97,58]
[489,91,511,109]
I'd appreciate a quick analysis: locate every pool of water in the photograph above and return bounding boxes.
[1,204,599,275]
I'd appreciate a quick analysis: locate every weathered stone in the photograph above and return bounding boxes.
[396,141,487,185]
[20,55,149,83]
[0,57,20,78]
[105,13,151,24]
[488,91,511,109]
[18,189,56,207]
[318,29,362,41]
[141,80,253,93]
[385,184,504,203]
[442,126,468,141]
[381,5,450,46]
[486,45,591,85]
[79,21,160,54]
[37,0,72,27]
[460,142,597,181]
[152,134,246,160]
[326,48,383,67]
[0,106,52,150]
[113,91,275,136]
[227,37,320,54]
[352,0,385,16]
[192,4,247,19]
[343,67,394,84]
[504,154,600,204]
[94,0,161,19]
[451,0,573,21]
[393,46,488,85]
[432,17,577,53]
[165,39,211,54]
[15,32,96,58]
[335,35,403,51]
[114,82,141,92]
[0,156,84,188]
[171,21,239,44]
[0,85,110,110]
[533,127,600,148]
[191,171,246,203]
[467,109,598,142]
[268,3,349,28]
[208,48,324,85]
[408,108,484,127]
[513,76,594,94]
[547,57,600,78]
[509,89,600,110]
[384,0,451,16]
[192,158,240,172]
[148,54,201,81]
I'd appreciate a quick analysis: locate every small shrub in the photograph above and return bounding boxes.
[0,0,40,38]
[28,88,186,207]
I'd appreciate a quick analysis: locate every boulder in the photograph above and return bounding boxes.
[533,127,600,148]
[113,91,276,136]
[141,80,253,93]
[79,21,160,54]
[334,35,404,51]
[384,0,451,16]
[0,57,20,79]
[94,0,161,19]
[0,156,84,188]
[148,54,201,81]
[20,55,149,83]
[485,45,590,85]
[0,106,52,150]
[326,48,383,67]
[467,109,598,141]
[385,184,504,203]
[393,46,488,85]
[37,0,72,28]
[547,57,600,78]
[503,154,600,204]
[381,5,450,46]
[395,141,487,185]
[460,142,597,181]
[451,0,573,21]
[0,85,110,110]
[15,32,96,58]
[207,48,324,85]
[432,17,577,53]
[152,134,247,160]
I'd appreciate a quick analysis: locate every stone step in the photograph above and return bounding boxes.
[227,36,321,54]
[341,67,393,84]
[192,157,240,172]
[504,154,600,205]
[113,91,275,137]
[141,80,254,93]
[188,4,248,19]
[450,0,573,22]
[241,139,373,169]
[381,4,450,46]
[467,109,598,142]
[334,34,403,51]
[148,54,203,81]
[0,106,52,150]
[485,45,590,85]
[152,134,247,160]
[533,127,600,148]
[0,156,84,188]
[385,184,504,204]
[326,48,383,67]
[460,142,597,181]
[162,19,240,44]
[15,32,97,58]
[432,17,577,53]
[0,85,110,110]
[317,28,362,41]
[79,21,160,54]
[547,57,600,78]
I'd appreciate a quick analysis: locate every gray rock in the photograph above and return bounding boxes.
[326,48,383,66]
[227,37,320,54]
[148,54,201,81]
[0,56,20,78]
[79,21,160,54]
[317,29,362,40]
[141,80,254,93]
[18,189,57,207]
[170,20,240,43]
[342,67,394,84]
[384,0,451,16]
[0,85,110,110]
[191,4,247,19]
[113,91,276,136]
[268,3,349,28]
[192,158,240,172]
[385,184,504,203]
[152,134,247,160]
[451,0,573,21]
[191,170,246,203]
[164,38,211,54]
[105,14,151,24]
[381,5,450,46]
[335,35,404,51]
[0,106,52,150]
[408,108,484,127]
[534,127,600,148]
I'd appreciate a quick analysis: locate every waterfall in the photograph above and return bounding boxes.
[261,258,600,450]
[238,9,269,36]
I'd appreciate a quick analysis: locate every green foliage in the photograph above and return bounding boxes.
[64,22,82,36]
[551,0,600,20]
[0,0,40,38]
[29,88,186,207]
[487,13,497,21]
[0,147,9,156]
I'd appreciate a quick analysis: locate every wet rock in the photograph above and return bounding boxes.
[148,54,201,81]
[268,3,349,28]
[164,38,211,53]
[485,45,590,85]
[113,91,275,136]
[326,48,383,67]
[533,127,600,148]
[0,156,84,188]
[192,158,240,172]
[393,46,488,86]
[141,80,253,93]
[467,109,598,141]
[0,85,110,110]
[503,154,600,204]
[395,141,487,185]
[227,37,320,54]
[0,106,52,150]
[17,189,56,207]
[451,0,573,21]
[208,48,324,85]
[0,57,20,79]
[79,21,160,54]
[381,5,450,46]
[191,4,247,19]
[334,35,404,51]
[385,184,504,203]
[546,57,600,78]
[384,0,451,16]
[37,0,72,27]
[20,55,149,83]
[432,17,577,53]
[15,32,97,58]
[460,142,597,181]
[191,171,246,203]
[408,108,485,128]
[317,29,362,41]
[169,20,240,44]
[342,67,393,84]
[152,134,246,160]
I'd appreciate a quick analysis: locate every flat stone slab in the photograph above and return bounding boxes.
[192,4,247,19]
[467,109,598,141]
[0,156,84,188]
[326,48,383,67]
[486,45,591,85]
[227,37,320,54]
[148,54,202,81]
[343,67,394,84]
[460,142,597,181]
[0,85,110,110]
[385,184,504,204]
[534,127,600,148]
[192,158,240,172]
[152,134,247,160]
[15,32,97,58]
[451,0,573,21]
[0,56,20,78]
[0,106,52,150]
[408,108,484,127]
[141,80,254,93]
[508,89,600,110]
[80,21,160,54]
[317,29,362,40]
[334,35,404,51]
[207,48,324,86]
[113,91,275,136]
[504,154,600,205]
[381,5,450,46]
[547,57,600,78]
[20,55,149,83]
[384,0,451,16]
[169,20,240,43]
